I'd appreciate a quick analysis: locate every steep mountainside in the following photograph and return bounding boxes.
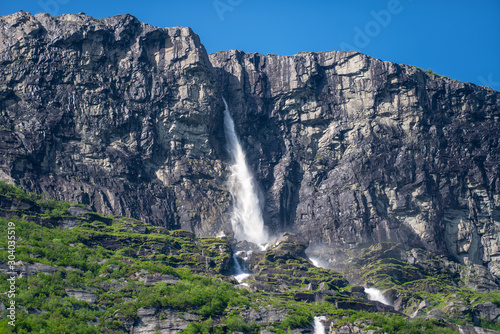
[1,11,500,286]
[0,11,229,235]
[209,51,500,281]
[1,181,500,333]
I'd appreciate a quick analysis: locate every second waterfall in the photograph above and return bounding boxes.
[222,98,269,246]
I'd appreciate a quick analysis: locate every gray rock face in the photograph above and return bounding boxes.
[1,12,500,281]
[65,289,97,303]
[138,273,179,285]
[209,50,500,280]
[475,302,500,322]
[457,326,500,334]
[131,307,197,334]
[0,11,230,234]
[0,261,58,276]
[238,305,288,324]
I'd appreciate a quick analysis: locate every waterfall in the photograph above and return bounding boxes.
[223,97,268,246]
[309,256,329,269]
[364,287,392,306]
[313,316,327,334]
[232,253,250,283]
[311,258,320,267]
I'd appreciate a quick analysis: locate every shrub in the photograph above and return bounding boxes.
[280,306,314,329]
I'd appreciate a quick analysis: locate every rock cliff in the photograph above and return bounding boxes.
[0,11,229,235]
[1,12,500,282]
[209,50,500,281]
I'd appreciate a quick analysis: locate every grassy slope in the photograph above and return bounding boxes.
[0,181,497,333]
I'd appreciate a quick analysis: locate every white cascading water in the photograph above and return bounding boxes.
[232,253,250,284]
[309,256,330,269]
[223,97,269,246]
[364,287,392,306]
[313,316,327,334]
[310,257,321,268]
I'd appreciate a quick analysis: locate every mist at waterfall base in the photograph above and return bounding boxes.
[223,98,269,247]
[364,287,392,306]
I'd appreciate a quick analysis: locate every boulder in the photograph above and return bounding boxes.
[475,302,500,321]
[65,289,97,303]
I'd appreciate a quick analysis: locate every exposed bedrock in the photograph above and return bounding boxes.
[209,50,500,280]
[1,12,499,280]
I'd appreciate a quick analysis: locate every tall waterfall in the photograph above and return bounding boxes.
[223,98,268,245]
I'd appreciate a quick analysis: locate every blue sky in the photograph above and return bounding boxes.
[1,0,499,90]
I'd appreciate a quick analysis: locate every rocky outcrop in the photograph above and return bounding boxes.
[65,289,97,303]
[131,308,198,334]
[476,302,500,322]
[1,11,500,283]
[242,233,349,293]
[457,327,500,334]
[0,261,58,276]
[236,305,288,324]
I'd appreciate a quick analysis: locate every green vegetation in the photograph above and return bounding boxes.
[334,311,457,334]
[423,68,441,76]
[0,182,497,333]
[137,277,250,316]
[0,211,245,333]
[0,181,239,332]
[280,305,314,329]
